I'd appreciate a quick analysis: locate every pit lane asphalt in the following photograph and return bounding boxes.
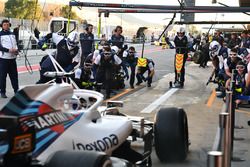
[1,45,250,167]
[117,61,250,167]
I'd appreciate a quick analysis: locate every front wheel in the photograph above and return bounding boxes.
[154,107,189,162]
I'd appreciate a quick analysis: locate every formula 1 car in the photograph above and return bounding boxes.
[0,83,189,167]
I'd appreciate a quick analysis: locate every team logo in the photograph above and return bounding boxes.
[12,134,32,154]
[73,134,119,152]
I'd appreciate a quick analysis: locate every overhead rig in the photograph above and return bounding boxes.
[175,21,250,25]
[69,1,250,44]
[97,8,250,14]
[69,1,250,13]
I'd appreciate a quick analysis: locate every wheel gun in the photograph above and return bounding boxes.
[206,70,215,86]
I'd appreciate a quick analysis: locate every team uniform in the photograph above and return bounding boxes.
[80,32,94,64]
[0,28,19,97]
[174,33,188,87]
[37,32,81,83]
[123,50,138,88]
[94,52,122,98]
[136,59,155,87]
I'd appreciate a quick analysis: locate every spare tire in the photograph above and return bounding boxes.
[192,50,203,64]
[45,150,112,167]
[154,107,189,162]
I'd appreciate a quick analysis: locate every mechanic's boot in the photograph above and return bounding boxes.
[136,81,142,86]
[130,85,134,89]
[1,93,7,98]
[147,83,151,87]
[180,82,184,88]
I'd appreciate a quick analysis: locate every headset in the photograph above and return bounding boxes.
[0,19,11,28]
[85,24,93,31]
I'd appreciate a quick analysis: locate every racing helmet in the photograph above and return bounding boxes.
[177,27,185,35]
[111,46,119,54]
[209,41,221,57]
[67,31,79,48]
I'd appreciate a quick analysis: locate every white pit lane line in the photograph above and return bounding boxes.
[140,88,178,113]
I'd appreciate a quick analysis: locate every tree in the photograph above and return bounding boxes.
[4,0,42,19]
[60,5,79,20]
[188,25,199,35]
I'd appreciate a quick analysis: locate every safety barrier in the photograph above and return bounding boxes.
[207,70,237,167]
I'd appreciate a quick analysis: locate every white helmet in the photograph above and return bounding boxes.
[67,31,79,48]
[111,46,119,54]
[209,41,221,57]
[177,27,185,34]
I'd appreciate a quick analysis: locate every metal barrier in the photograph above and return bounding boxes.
[207,151,223,167]
[207,70,237,167]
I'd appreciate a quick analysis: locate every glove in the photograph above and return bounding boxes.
[38,37,48,51]
[34,28,40,39]
[123,44,128,50]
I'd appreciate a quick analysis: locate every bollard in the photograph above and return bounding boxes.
[207,151,223,167]
[220,112,231,167]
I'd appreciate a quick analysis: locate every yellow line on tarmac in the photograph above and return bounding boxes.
[104,88,133,102]
[236,109,250,117]
[206,89,216,107]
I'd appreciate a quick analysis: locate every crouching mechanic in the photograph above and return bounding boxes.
[136,58,155,87]
[209,40,229,95]
[94,45,122,99]
[36,31,81,83]
[74,55,95,90]
[123,46,138,89]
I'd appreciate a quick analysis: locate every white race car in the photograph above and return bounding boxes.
[0,83,189,167]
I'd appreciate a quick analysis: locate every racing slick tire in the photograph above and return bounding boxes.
[192,50,203,64]
[45,150,112,167]
[154,107,189,162]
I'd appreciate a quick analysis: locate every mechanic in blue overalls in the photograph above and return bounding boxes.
[74,54,95,90]
[94,45,122,99]
[240,30,250,49]
[37,31,81,83]
[110,26,125,58]
[80,24,94,66]
[242,48,250,126]
[223,48,242,79]
[136,58,155,87]
[109,26,129,81]
[123,46,138,89]
[209,40,229,95]
[225,61,247,108]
